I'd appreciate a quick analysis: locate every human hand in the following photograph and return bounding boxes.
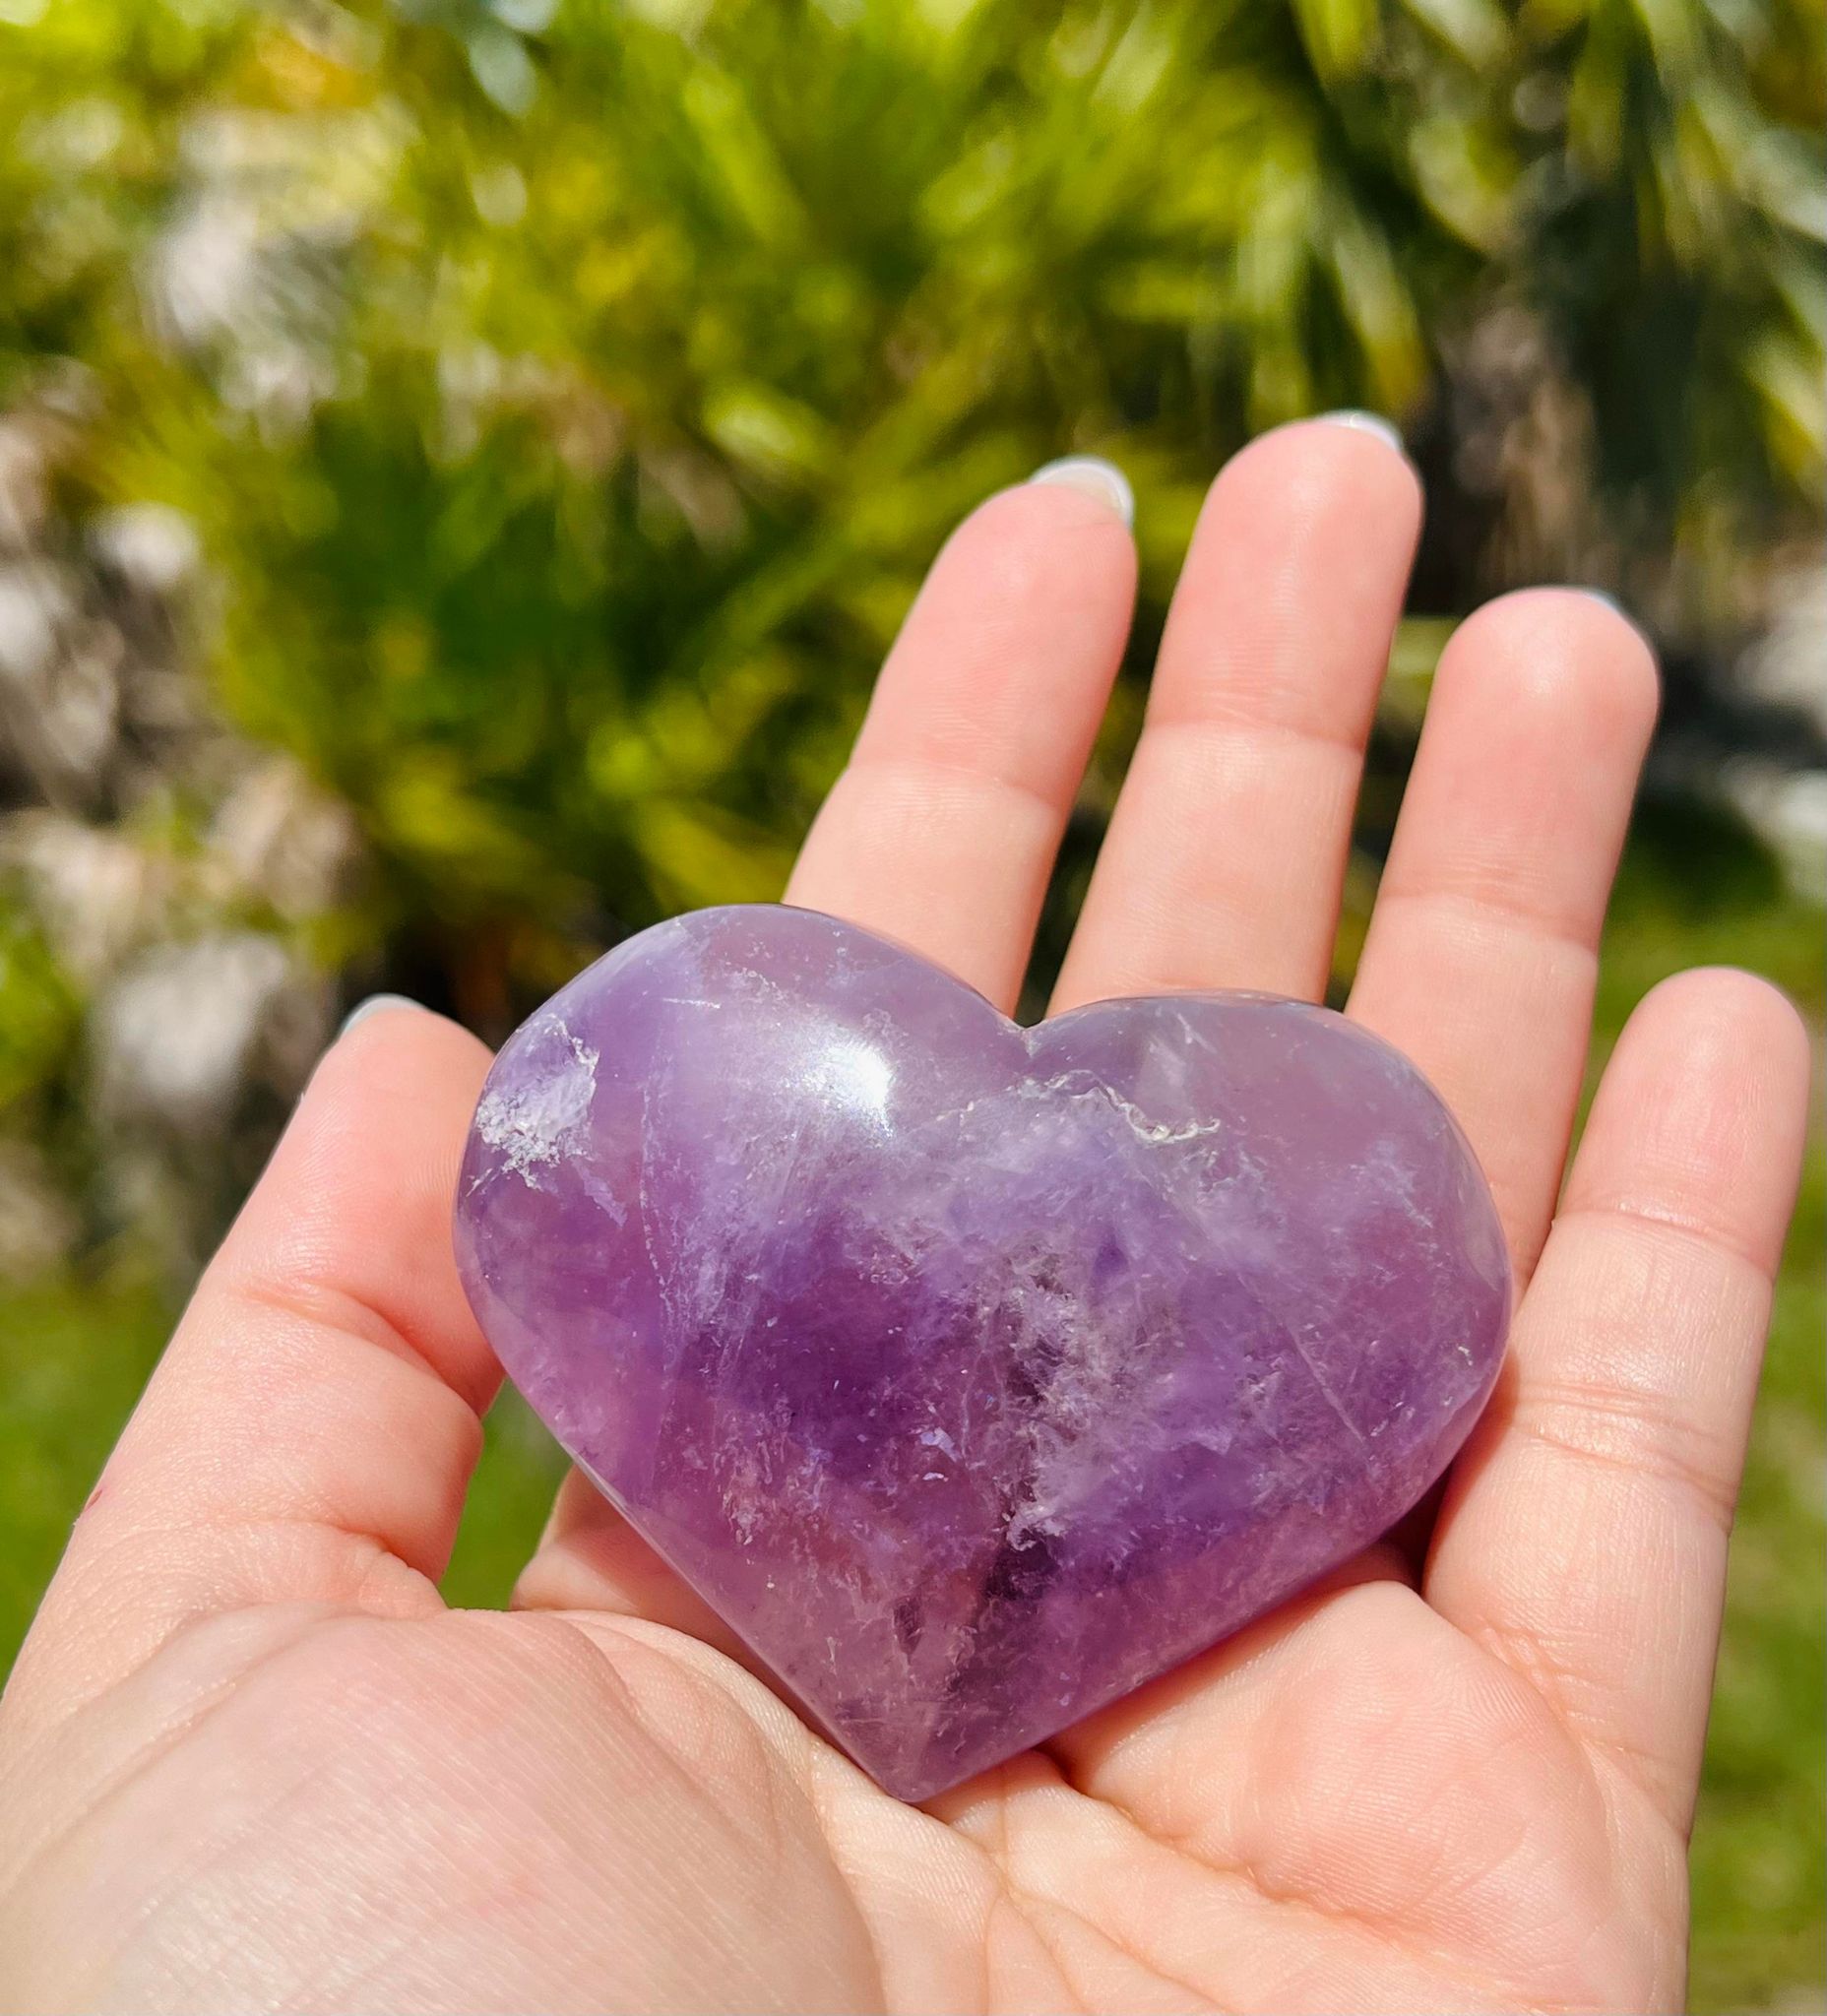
[0,420,1809,2013]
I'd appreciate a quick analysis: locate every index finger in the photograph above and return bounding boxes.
[788,467,1136,1009]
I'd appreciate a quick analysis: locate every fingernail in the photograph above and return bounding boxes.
[1028,455,1134,528]
[1315,410,1405,455]
[1578,587,1628,617]
[339,992,424,1038]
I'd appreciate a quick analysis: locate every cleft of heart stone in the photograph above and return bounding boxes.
[456,904,1511,1803]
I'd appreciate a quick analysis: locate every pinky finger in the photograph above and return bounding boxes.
[1422,969,1812,1832]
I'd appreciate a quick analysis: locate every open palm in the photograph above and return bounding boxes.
[0,421,1808,2014]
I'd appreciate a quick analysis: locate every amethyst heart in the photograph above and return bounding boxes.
[455,904,1509,1801]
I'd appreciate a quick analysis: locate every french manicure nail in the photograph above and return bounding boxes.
[339,992,425,1038]
[1315,410,1406,455]
[1028,455,1134,528]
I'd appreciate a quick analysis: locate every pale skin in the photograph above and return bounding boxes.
[0,419,1811,2014]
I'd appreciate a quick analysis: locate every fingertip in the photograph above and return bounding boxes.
[1444,587,1661,733]
[958,471,1139,575]
[1628,965,1814,1108]
[339,991,430,1039]
[1638,959,1804,1022]
[1576,966,1814,1276]
[1216,413,1424,533]
[1314,408,1407,455]
[323,993,493,1091]
[226,997,497,1371]
[855,472,1138,769]
[306,998,495,1202]
[896,478,1138,665]
[1450,579,1655,651]
[1027,454,1135,529]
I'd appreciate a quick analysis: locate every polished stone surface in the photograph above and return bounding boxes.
[455,905,1510,1801]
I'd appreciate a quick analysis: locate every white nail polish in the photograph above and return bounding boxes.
[339,992,424,1038]
[1315,410,1406,455]
[1028,456,1134,528]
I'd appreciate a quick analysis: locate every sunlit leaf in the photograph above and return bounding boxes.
[1290,0,1377,79]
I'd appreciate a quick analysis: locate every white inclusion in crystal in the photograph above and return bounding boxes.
[474,1021,599,1190]
[1102,1093,1226,1147]
[1004,1494,1066,1548]
[1040,1075,1225,1147]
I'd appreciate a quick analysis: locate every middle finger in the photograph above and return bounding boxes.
[1053,415,1422,1012]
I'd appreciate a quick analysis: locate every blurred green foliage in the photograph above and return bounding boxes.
[3,0,1821,1015]
[0,1,1821,2007]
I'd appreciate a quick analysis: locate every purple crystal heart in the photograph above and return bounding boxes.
[455,904,1509,1801]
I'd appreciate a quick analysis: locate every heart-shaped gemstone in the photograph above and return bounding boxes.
[455,905,1509,1801]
